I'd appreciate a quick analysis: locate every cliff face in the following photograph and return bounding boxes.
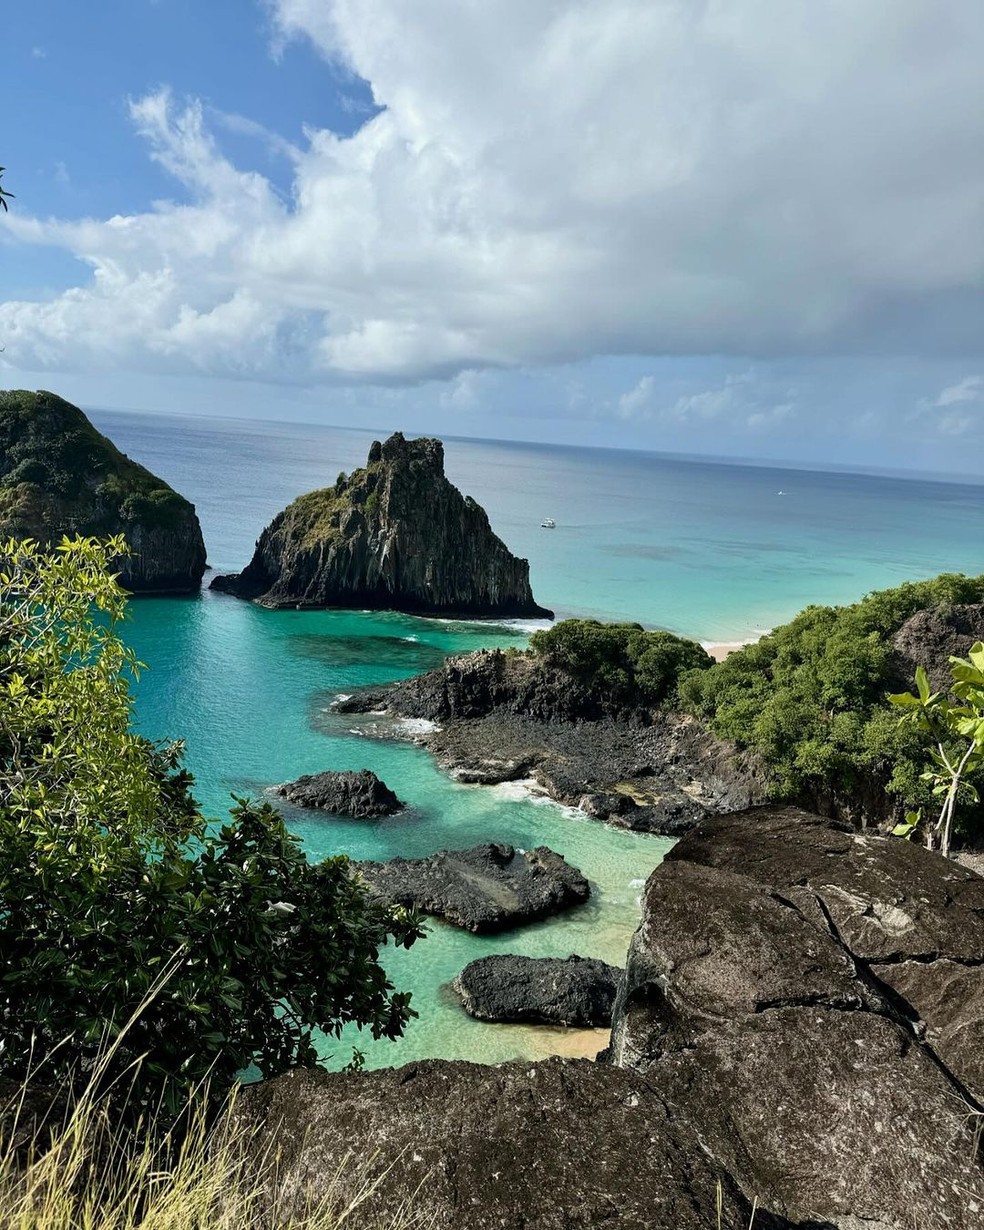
[0,390,206,594]
[212,432,552,618]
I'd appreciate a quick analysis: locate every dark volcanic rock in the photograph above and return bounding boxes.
[892,602,984,692]
[336,648,767,834]
[877,959,984,1103]
[451,954,622,1026]
[336,645,642,722]
[233,1060,772,1230]
[232,808,984,1228]
[211,432,552,618]
[274,768,404,817]
[355,842,590,933]
[610,805,984,1227]
[0,390,206,593]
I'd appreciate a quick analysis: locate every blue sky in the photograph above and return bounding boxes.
[2,1,983,471]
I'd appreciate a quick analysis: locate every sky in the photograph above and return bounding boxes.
[2,0,983,471]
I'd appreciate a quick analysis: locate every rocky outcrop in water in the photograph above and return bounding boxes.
[274,769,404,817]
[338,645,624,723]
[337,648,767,833]
[355,842,589,933]
[0,390,206,594]
[451,954,622,1026]
[211,432,552,618]
[236,806,984,1229]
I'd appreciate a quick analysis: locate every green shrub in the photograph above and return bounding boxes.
[0,537,422,1121]
[530,619,711,707]
[678,572,984,831]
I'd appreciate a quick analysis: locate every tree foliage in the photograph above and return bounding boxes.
[529,619,712,707]
[890,646,984,858]
[679,572,984,832]
[0,537,422,1118]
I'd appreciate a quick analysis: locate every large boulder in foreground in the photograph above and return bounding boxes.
[355,842,589,933]
[274,769,404,817]
[451,954,621,1026]
[233,1060,768,1230]
[211,432,552,618]
[0,390,206,594]
[610,805,984,1227]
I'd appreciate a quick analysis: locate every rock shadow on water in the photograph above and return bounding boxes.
[288,631,449,674]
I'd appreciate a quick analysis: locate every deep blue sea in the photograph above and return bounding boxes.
[90,408,984,1068]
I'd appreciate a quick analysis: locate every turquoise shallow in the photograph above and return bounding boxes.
[92,408,984,1068]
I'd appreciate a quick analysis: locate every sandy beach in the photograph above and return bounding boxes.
[703,639,757,662]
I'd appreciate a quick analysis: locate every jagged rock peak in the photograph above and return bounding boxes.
[212,431,553,618]
[0,389,207,594]
[370,431,444,469]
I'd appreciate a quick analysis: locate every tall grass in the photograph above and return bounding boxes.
[0,1010,427,1230]
[0,1073,427,1230]
[0,954,428,1230]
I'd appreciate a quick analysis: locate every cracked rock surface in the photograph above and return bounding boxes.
[611,805,984,1227]
[233,806,984,1229]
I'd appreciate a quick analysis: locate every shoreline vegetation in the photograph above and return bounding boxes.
[338,573,984,845]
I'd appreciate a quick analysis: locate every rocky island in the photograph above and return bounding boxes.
[0,390,206,593]
[211,432,552,617]
[355,841,590,932]
[274,768,405,817]
[451,954,622,1026]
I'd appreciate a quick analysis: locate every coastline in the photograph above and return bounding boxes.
[701,637,760,662]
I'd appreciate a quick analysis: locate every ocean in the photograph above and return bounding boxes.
[90,407,984,1068]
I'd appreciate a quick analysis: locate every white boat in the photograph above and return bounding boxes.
[541,517,556,528]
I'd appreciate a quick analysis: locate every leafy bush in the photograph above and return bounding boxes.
[890,646,984,858]
[0,537,422,1120]
[529,619,712,707]
[679,572,984,827]
[117,486,190,530]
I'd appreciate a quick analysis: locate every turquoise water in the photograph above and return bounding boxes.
[92,408,984,1068]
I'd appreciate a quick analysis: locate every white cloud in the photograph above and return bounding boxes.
[912,374,983,436]
[934,375,982,407]
[2,1,983,390]
[618,369,795,432]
